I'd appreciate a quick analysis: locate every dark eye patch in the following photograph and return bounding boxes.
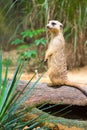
[51,22,56,26]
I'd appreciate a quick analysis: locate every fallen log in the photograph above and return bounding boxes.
[14,80,87,129]
[15,81,87,106]
[22,108,87,130]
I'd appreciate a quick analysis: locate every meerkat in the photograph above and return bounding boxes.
[44,20,87,96]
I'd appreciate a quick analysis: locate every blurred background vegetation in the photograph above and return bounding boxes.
[0,0,87,71]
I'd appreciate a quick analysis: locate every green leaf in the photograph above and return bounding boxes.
[33,29,45,35]
[21,29,45,38]
[20,50,37,59]
[17,44,29,50]
[14,74,43,112]
[21,30,34,38]
[2,58,12,67]
[11,38,24,45]
[0,62,25,119]
[35,38,46,46]
[0,51,2,89]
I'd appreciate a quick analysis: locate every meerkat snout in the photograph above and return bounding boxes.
[46,25,50,29]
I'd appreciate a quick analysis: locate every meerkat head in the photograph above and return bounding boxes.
[46,20,63,34]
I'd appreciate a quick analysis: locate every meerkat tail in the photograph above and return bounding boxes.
[65,80,87,97]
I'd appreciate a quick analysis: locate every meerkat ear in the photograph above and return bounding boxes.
[60,24,63,30]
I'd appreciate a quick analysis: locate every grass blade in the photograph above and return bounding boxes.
[0,52,2,89]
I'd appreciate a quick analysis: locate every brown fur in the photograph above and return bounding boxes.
[45,20,87,96]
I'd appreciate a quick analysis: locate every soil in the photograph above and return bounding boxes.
[2,50,87,84]
[3,65,87,85]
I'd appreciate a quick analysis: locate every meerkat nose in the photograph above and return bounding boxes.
[46,25,50,29]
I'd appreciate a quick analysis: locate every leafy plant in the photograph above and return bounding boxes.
[2,58,13,66]
[11,29,46,63]
[35,38,46,46]
[21,29,44,38]
[0,52,44,129]
[11,38,24,45]
[19,50,37,60]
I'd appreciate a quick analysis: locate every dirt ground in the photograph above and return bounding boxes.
[2,50,87,84]
[3,65,87,85]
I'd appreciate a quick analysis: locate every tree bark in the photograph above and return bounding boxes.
[15,81,87,106]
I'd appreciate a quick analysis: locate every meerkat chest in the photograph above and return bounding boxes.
[48,36,65,51]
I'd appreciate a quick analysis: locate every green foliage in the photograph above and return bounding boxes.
[11,38,24,45]
[0,55,25,129]
[12,28,46,61]
[0,52,44,129]
[21,29,44,38]
[0,52,2,88]
[17,44,29,49]
[35,38,46,46]
[2,58,13,66]
[19,50,37,60]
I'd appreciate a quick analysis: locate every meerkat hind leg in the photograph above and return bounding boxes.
[48,74,65,87]
[47,82,62,87]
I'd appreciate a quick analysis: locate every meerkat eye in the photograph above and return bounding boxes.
[51,22,56,26]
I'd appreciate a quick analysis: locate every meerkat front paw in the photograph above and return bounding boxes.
[44,55,48,62]
[44,54,48,63]
[44,58,48,63]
